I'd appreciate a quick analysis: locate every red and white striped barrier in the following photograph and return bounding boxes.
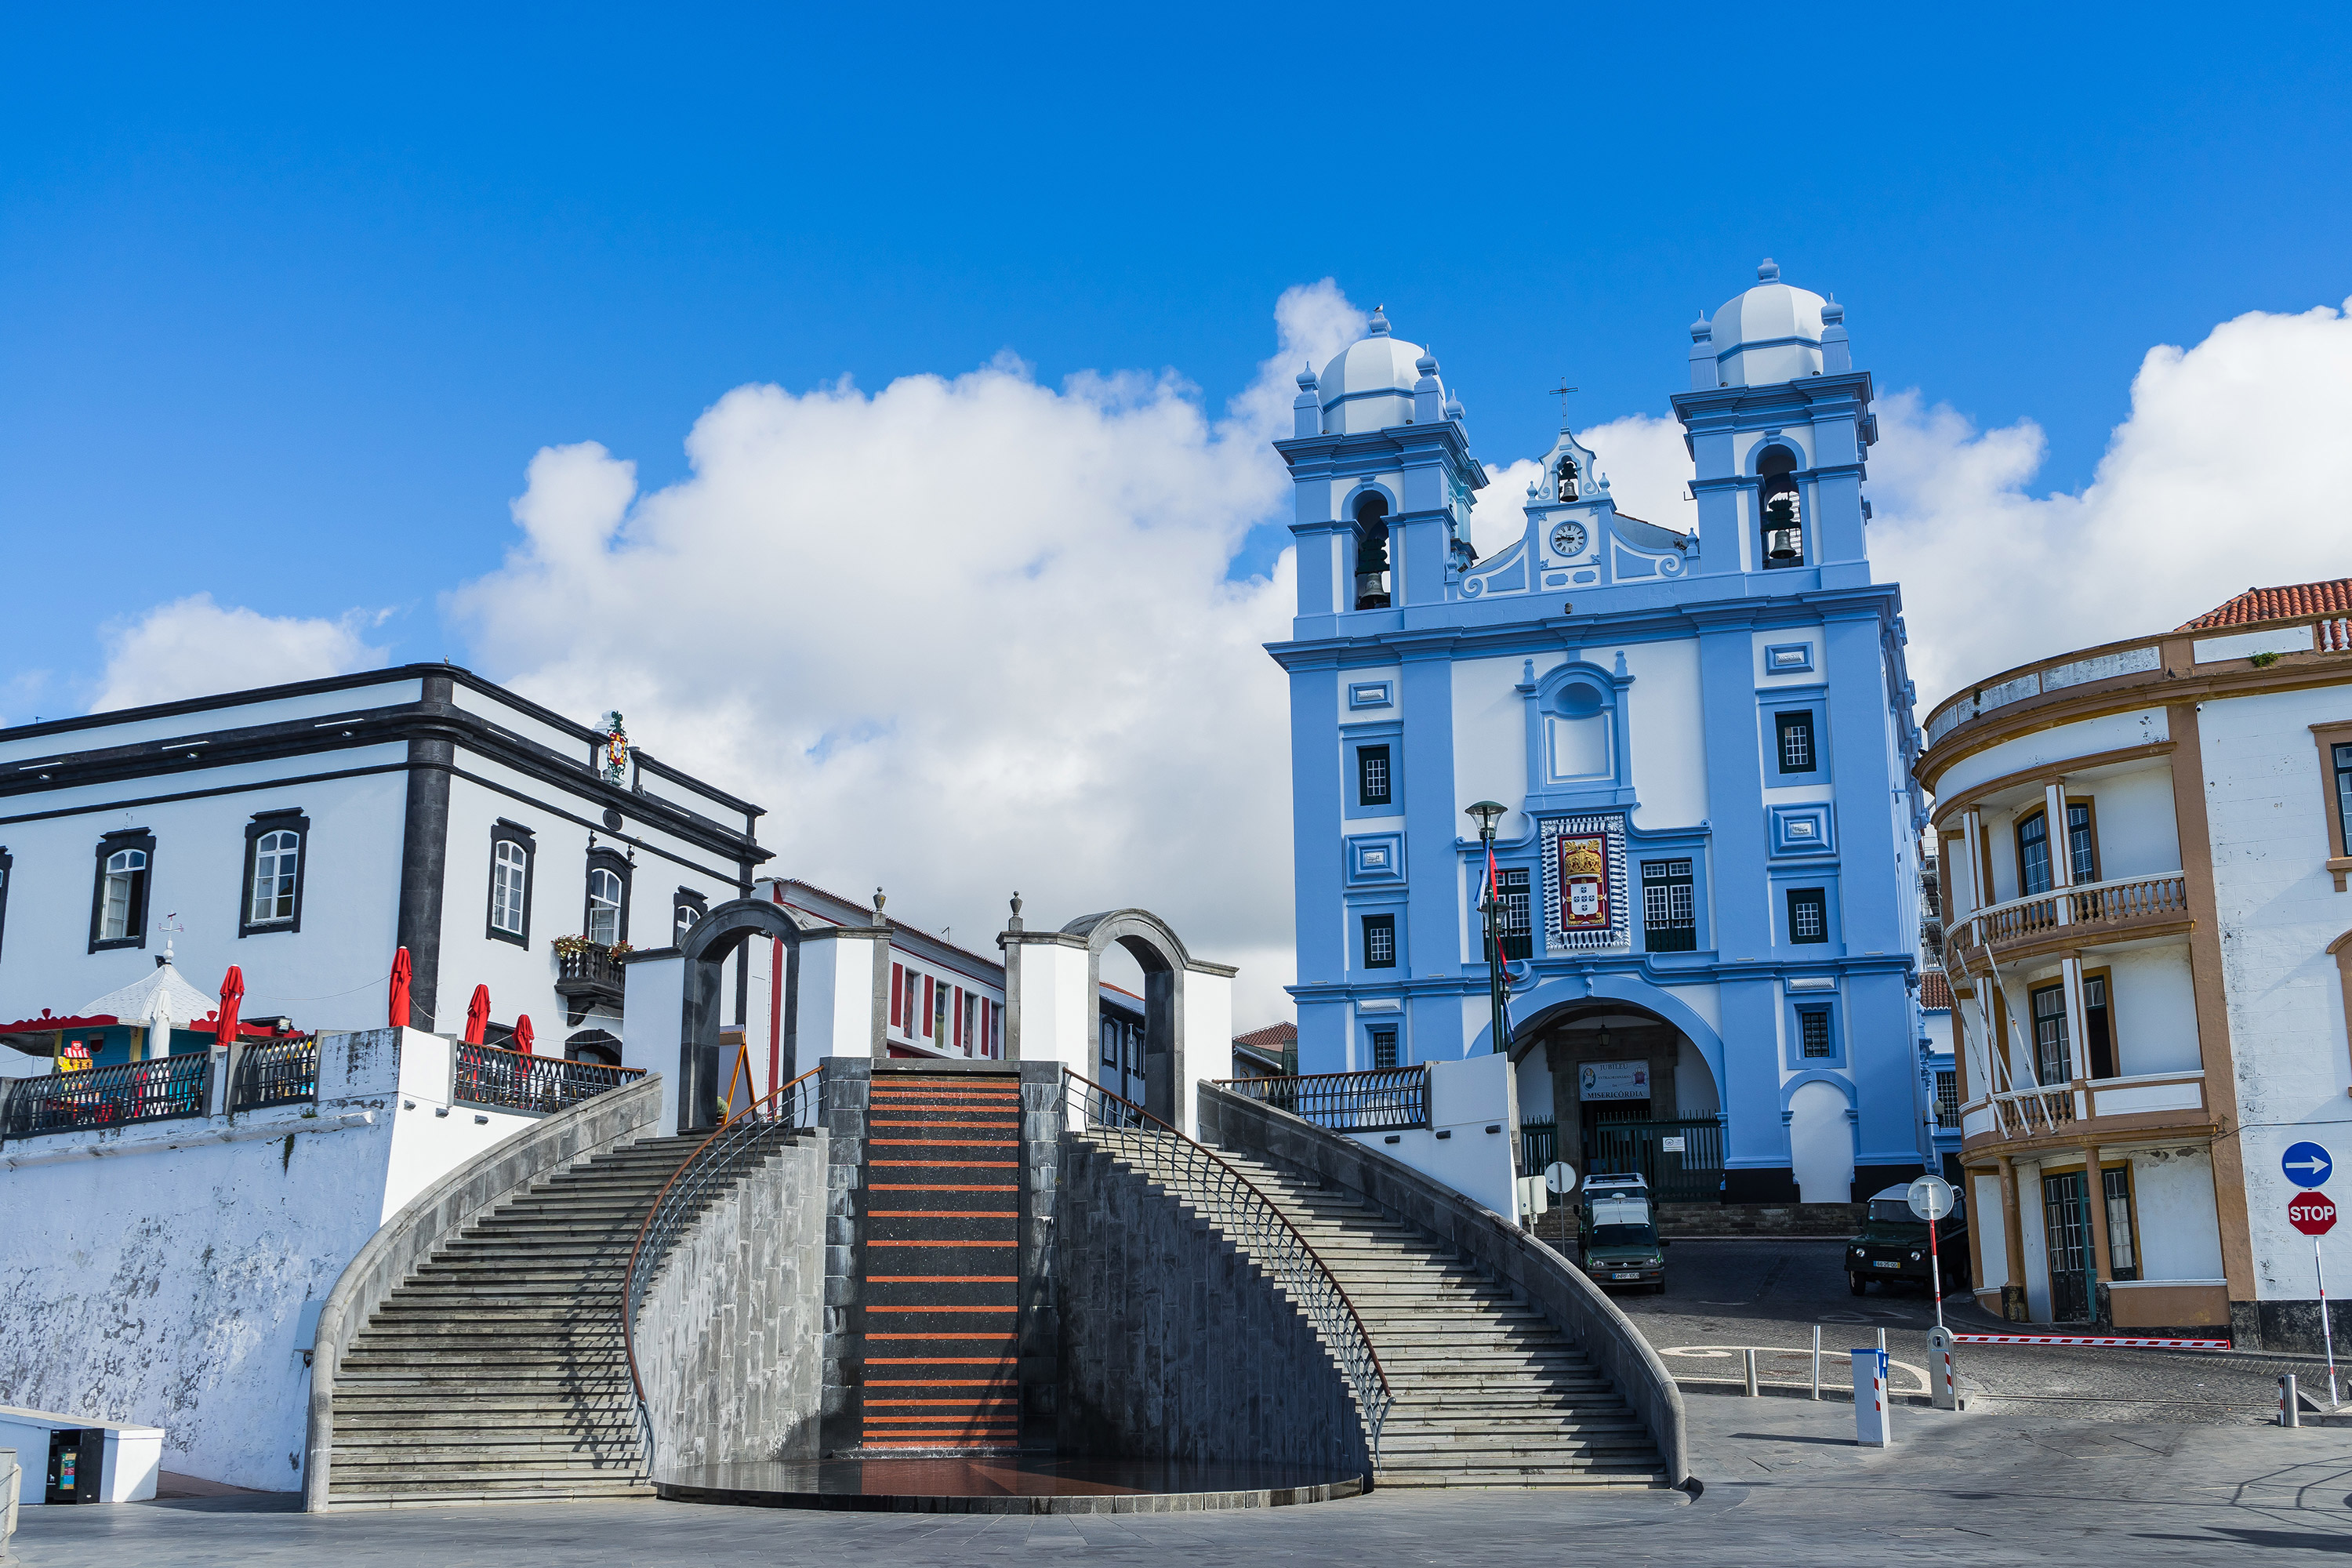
[1952,1332,2230,1350]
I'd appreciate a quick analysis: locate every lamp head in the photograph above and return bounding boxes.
[1465,800,1506,840]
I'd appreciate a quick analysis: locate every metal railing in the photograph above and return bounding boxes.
[622,1065,825,1474]
[452,1041,644,1115]
[1947,871,2190,963]
[1065,1069,1392,1463]
[555,944,627,995]
[1210,1065,1429,1134]
[1,1053,213,1142]
[231,1036,319,1111]
[1586,1116,1726,1203]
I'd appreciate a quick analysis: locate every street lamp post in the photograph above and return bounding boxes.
[1465,800,1511,1059]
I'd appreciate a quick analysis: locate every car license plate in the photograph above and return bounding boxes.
[1612,1272,1642,1280]
[1872,1260,1902,1269]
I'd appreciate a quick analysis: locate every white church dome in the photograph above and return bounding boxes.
[1708,259,1829,387]
[1319,307,1427,434]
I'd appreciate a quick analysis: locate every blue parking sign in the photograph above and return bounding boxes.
[2284,1142,2333,1186]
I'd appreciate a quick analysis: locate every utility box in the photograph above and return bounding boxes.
[0,1406,162,1505]
[45,1428,105,1504]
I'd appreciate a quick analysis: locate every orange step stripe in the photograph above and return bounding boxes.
[863,1305,1015,1313]
[870,1119,1022,1127]
[870,1138,1017,1147]
[866,1379,1018,1388]
[867,1240,1016,1248]
[864,1276,1018,1283]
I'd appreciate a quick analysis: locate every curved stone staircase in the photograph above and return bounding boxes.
[1080,1129,1668,1489]
[325,1134,709,1506]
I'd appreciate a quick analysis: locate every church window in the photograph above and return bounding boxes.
[1642,859,1697,953]
[1555,454,1579,500]
[1787,887,1828,944]
[1774,711,1816,774]
[1358,745,1392,807]
[1798,1009,1833,1058]
[1370,1027,1399,1069]
[1352,494,1391,610]
[1758,447,1803,568]
[1362,913,1396,968]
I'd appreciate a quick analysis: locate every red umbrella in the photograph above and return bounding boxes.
[217,967,245,1051]
[513,1014,535,1056]
[463,985,491,1046]
[388,947,412,1030]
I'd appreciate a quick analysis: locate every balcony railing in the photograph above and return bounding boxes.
[2,1053,214,1142]
[1965,1070,2206,1142]
[230,1036,319,1112]
[1947,871,2191,965]
[453,1041,644,1116]
[1211,1065,1430,1133]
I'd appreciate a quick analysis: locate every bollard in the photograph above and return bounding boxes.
[1928,1325,1958,1410]
[1852,1349,1892,1446]
[2281,1374,2301,1428]
[1744,1347,1760,1397]
[1877,1326,1888,1356]
[1810,1324,1823,1400]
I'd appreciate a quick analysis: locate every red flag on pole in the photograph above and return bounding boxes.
[388,947,412,1030]
[463,985,491,1046]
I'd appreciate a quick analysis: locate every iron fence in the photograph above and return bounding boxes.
[1584,1116,1725,1203]
[452,1041,643,1115]
[622,1066,824,1473]
[1066,1069,1392,1464]
[1,1053,213,1142]
[1209,1064,1429,1134]
[230,1036,319,1111]
[1519,1119,1559,1178]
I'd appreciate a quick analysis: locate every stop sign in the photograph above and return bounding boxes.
[2290,1190,2338,1236]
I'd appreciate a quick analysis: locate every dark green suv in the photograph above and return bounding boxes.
[1846,1185,1969,1296]
[1579,1174,1668,1294]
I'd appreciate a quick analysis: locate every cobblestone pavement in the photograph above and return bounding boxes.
[1616,1237,2333,1421]
[15,1395,2352,1566]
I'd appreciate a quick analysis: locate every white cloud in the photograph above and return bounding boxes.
[1874,298,2352,708]
[1465,416,1696,559]
[451,283,1369,1027]
[89,595,389,713]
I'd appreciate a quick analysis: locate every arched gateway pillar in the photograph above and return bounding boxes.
[1000,903,1235,1137]
[620,898,890,1133]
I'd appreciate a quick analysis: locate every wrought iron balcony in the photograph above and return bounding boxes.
[554,942,627,1025]
[230,1036,319,1112]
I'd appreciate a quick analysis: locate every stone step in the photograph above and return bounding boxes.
[328,1480,656,1506]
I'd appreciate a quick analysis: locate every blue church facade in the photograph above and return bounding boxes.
[1268,263,1934,1204]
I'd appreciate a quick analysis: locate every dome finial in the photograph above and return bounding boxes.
[1368,304,1391,337]
[1297,363,1317,389]
[1757,257,1780,283]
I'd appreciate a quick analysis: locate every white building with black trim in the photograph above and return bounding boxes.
[0,664,764,1072]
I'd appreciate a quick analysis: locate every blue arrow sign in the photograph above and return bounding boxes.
[2285,1142,2333,1186]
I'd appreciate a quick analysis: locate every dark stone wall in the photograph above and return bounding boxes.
[818,1058,871,1457]
[1052,1139,1370,1477]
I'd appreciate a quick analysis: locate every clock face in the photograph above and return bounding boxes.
[1550,520,1588,557]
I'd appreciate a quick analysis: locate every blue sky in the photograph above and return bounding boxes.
[5,1,2350,708]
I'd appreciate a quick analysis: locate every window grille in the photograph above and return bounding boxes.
[1370,1028,1399,1070]
[1358,746,1392,807]
[249,831,299,924]
[1642,859,1697,952]
[1486,867,1532,960]
[1788,887,1828,944]
[1774,711,1815,773]
[1935,1069,1959,1127]
[1800,1011,1832,1058]
[1362,913,1396,968]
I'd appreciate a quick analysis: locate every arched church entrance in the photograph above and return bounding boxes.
[678,898,804,1132]
[1059,909,1191,1127]
[1508,1000,1724,1200]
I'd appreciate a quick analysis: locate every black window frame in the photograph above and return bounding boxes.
[1361,912,1397,970]
[673,887,709,947]
[583,845,633,948]
[1798,1007,1834,1058]
[1773,710,1817,775]
[1786,886,1828,946]
[2335,742,2352,856]
[1484,866,1533,961]
[1641,858,1697,953]
[0,844,12,966]
[1358,744,1393,808]
[238,808,310,938]
[89,827,156,953]
[1370,1026,1399,1070]
[485,820,537,947]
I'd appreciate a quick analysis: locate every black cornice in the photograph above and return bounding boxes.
[0,693,768,866]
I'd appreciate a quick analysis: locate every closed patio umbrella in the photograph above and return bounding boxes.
[513,1014,535,1056]
[388,948,412,1029]
[463,985,490,1046]
[216,966,245,1052]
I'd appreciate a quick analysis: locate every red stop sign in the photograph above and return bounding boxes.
[2290,1191,2338,1235]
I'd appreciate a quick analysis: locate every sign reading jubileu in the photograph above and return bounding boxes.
[1541,811,1630,951]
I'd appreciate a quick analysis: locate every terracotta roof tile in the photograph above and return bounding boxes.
[1919,971,1952,1012]
[2176,577,2352,631]
[1232,1022,1298,1050]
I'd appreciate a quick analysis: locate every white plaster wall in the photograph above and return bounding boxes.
[620,954,688,1134]
[1621,638,1706,829]
[379,1031,533,1221]
[1515,1048,1555,1121]
[0,678,426,766]
[2084,764,2180,881]
[1787,1080,1852,1203]
[2107,946,2201,1076]
[0,757,409,1035]
[1674,1044,1720,1115]
[2128,1152,2226,1282]
[1662,982,1722,1038]
[2016,1161,2052,1320]
[1933,707,2169,806]
[1010,942,1092,1076]
[1346,1053,1517,1217]
[1451,654,1541,833]
[1971,1172,2009,1288]
[2198,683,2352,1296]
[445,683,591,764]
[1180,968,1234,1138]
[0,1029,524,1491]
[1340,666,1402,724]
